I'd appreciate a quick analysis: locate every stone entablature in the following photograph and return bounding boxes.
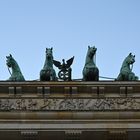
[0,81,140,112]
[0,81,140,139]
[0,81,140,95]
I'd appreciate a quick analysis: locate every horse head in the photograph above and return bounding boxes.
[87,46,97,59]
[125,53,135,65]
[46,47,53,60]
[6,54,14,68]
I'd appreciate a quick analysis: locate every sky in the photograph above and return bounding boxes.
[0,0,140,81]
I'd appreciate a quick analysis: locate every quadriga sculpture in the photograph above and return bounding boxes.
[6,54,25,81]
[83,46,99,81]
[40,48,57,81]
[116,53,138,81]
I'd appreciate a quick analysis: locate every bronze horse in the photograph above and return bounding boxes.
[40,48,57,81]
[116,53,138,81]
[6,54,25,81]
[82,46,99,81]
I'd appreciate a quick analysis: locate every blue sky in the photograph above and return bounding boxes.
[0,0,140,80]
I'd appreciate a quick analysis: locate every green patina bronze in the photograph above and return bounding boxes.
[83,46,99,81]
[6,54,25,81]
[40,48,57,81]
[116,53,138,81]
[53,56,74,81]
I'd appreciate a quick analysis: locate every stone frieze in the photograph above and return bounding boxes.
[0,98,140,111]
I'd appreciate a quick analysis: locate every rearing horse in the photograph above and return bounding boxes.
[116,53,138,81]
[40,48,57,81]
[6,54,25,81]
[82,46,99,81]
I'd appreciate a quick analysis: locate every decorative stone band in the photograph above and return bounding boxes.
[0,98,140,111]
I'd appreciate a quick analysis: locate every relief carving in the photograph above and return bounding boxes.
[0,98,140,111]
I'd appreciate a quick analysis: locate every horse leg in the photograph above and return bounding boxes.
[51,69,57,81]
[95,68,99,81]
[129,72,138,81]
[40,69,45,81]
[40,69,50,81]
[82,67,87,81]
[116,73,122,81]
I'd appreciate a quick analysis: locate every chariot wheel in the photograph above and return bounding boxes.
[58,70,69,81]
